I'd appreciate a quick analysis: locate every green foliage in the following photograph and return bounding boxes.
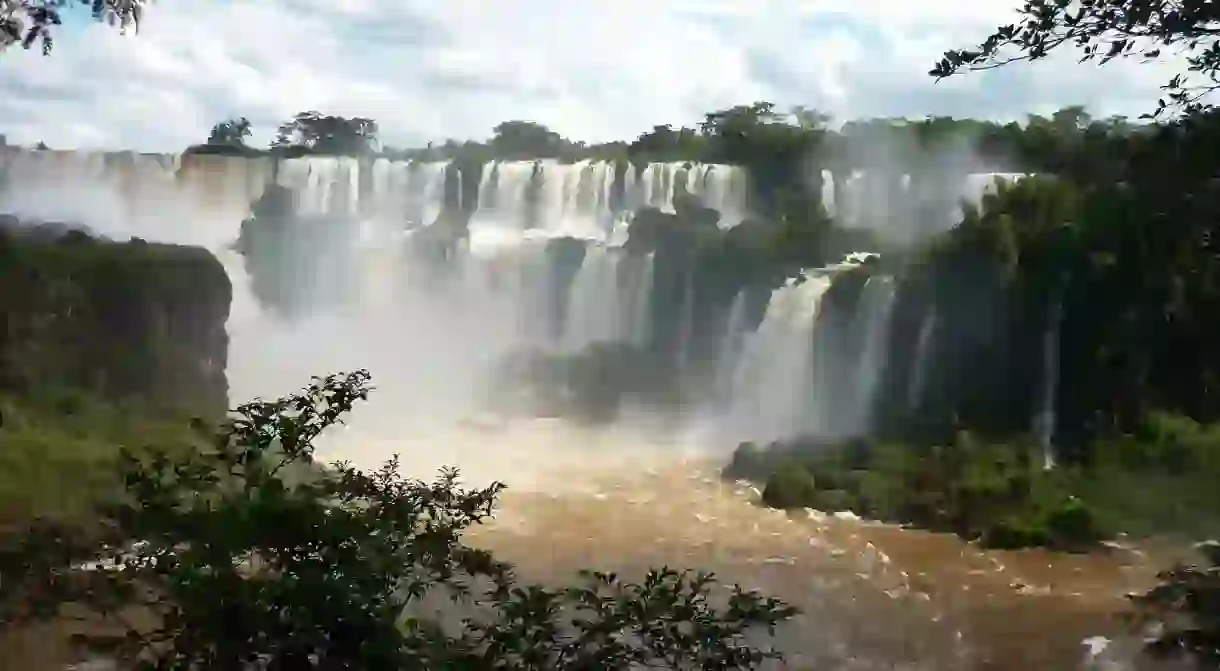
[931,0,1220,116]
[0,387,206,528]
[0,0,143,56]
[272,110,379,156]
[205,116,252,148]
[760,459,819,510]
[0,371,796,669]
[0,223,230,414]
[727,434,1111,552]
[489,120,569,159]
[1079,413,1220,539]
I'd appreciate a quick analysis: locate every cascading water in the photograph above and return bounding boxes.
[853,276,898,433]
[908,305,939,411]
[561,243,621,352]
[721,274,832,444]
[711,290,749,407]
[616,251,654,347]
[1037,296,1065,470]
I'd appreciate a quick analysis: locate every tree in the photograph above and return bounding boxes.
[790,105,833,131]
[206,116,253,148]
[628,124,706,162]
[490,120,567,159]
[0,371,797,669]
[930,0,1220,115]
[272,110,379,156]
[0,0,144,55]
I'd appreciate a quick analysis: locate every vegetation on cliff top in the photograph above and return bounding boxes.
[0,221,231,415]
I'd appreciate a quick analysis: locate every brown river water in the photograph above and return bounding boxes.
[2,417,1185,671]
[339,417,1180,671]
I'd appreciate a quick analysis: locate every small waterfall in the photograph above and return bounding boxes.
[908,305,938,411]
[675,264,697,374]
[723,274,832,443]
[711,290,749,407]
[563,244,621,352]
[854,277,897,433]
[616,252,654,347]
[1036,296,1064,470]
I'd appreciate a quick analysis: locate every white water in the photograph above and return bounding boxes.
[908,305,939,411]
[718,274,832,444]
[1037,296,1065,470]
[0,147,1023,454]
[855,277,897,430]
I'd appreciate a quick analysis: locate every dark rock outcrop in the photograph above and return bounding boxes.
[0,218,231,417]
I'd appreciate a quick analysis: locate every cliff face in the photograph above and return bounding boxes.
[0,216,231,416]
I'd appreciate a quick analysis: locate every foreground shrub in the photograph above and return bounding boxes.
[0,371,796,669]
[1132,540,1220,669]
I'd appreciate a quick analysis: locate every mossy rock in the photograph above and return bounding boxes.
[0,222,230,416]
[1043,499,1108,552]
[980,518,1050,550]
[761,461,819,510]
[724,442,768,480]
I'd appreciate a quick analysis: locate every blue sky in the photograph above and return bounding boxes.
[0,0,1194,152]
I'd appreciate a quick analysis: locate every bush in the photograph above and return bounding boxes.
[0,371,796,669]
[1132,540,1220,669]
[760,460,818,510]
[728,434,1116,551]
[1042,498,1106,551]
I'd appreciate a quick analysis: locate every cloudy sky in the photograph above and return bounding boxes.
[0,0,1191,152]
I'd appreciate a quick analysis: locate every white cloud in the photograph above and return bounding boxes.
[0,0,1202,152]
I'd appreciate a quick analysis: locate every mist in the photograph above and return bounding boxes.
[821,121,1022,247]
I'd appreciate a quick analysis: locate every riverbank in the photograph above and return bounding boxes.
[725,414,1220,554]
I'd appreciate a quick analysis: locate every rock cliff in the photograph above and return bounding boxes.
[0,215,231,416]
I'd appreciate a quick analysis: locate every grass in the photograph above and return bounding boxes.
[0,386,207,529]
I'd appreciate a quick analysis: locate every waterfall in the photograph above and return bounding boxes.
[854,277,897,433]
[562,244,621,352]
[675,264,697,374]
[616,252,654,347]
[1036,296,1064,470]
[0,147,1020,442]
[711,290,749,407]
[722,274,832,444]
[908,305,938,411]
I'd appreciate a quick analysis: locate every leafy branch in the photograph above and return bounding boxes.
[929,0,1220,116]
[0,371,796,669]
[0,0,145,55]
